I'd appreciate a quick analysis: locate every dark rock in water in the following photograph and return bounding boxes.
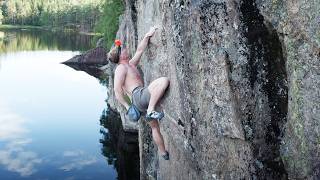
[62,46,110,80]
[62,47,108,65]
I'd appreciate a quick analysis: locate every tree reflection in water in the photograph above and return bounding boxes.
[99,105,140,180]
[0,29,94,53]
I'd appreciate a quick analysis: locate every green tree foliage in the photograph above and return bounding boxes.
[0,7,3,24]
[0,0,104,32]
[0,0,125,48]
[95,0,124,49]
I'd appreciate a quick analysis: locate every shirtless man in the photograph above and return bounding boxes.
[108,27,170,160]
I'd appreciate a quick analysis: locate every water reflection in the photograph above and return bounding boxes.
[65,64,109,89]
[0,103,42,177]
[99,105,140,180]
[0,29,139,179]
[65,64,104,79]
[0,32,115,178]
[0,29,94,53]
[59,150,98,172]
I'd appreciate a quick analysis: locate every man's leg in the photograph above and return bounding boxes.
[147,77,170,114]
[148,119,166,154]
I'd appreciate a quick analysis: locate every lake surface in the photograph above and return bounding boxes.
[0,29,139,180]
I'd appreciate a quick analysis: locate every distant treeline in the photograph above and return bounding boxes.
[0,0,124,47]
[0,0,103,32]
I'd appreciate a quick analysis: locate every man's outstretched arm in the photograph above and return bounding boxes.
[129,26,157,66]
[114,65,130,110]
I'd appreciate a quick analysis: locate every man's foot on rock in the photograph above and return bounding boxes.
[161,151,169,160]
[146,111,164,121]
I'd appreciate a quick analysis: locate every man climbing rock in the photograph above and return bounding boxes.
[108,26,170,160]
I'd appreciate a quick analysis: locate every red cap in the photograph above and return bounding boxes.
[115,39,122,47]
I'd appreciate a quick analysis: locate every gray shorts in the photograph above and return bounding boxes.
[132,86,151,113]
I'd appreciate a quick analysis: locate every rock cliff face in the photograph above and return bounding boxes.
[255,0,320,179]
[109,0,319,179]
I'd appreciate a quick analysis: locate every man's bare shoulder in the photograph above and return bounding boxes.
[114,64,127,74]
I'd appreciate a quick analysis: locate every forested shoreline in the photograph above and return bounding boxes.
[0,0,102,32]
[0,0,124,48]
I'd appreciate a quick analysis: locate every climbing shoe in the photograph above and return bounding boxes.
[145,111,164,121]
[161,151,170,160]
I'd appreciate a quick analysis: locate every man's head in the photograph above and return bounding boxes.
[108,46,129,64]
[108,46,121,64]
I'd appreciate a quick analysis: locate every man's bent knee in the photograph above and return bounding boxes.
[159,77,170,86]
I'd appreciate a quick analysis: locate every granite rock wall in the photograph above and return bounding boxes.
[108,0,319,179]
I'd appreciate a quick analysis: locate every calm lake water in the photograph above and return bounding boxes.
[0,29,139,180]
